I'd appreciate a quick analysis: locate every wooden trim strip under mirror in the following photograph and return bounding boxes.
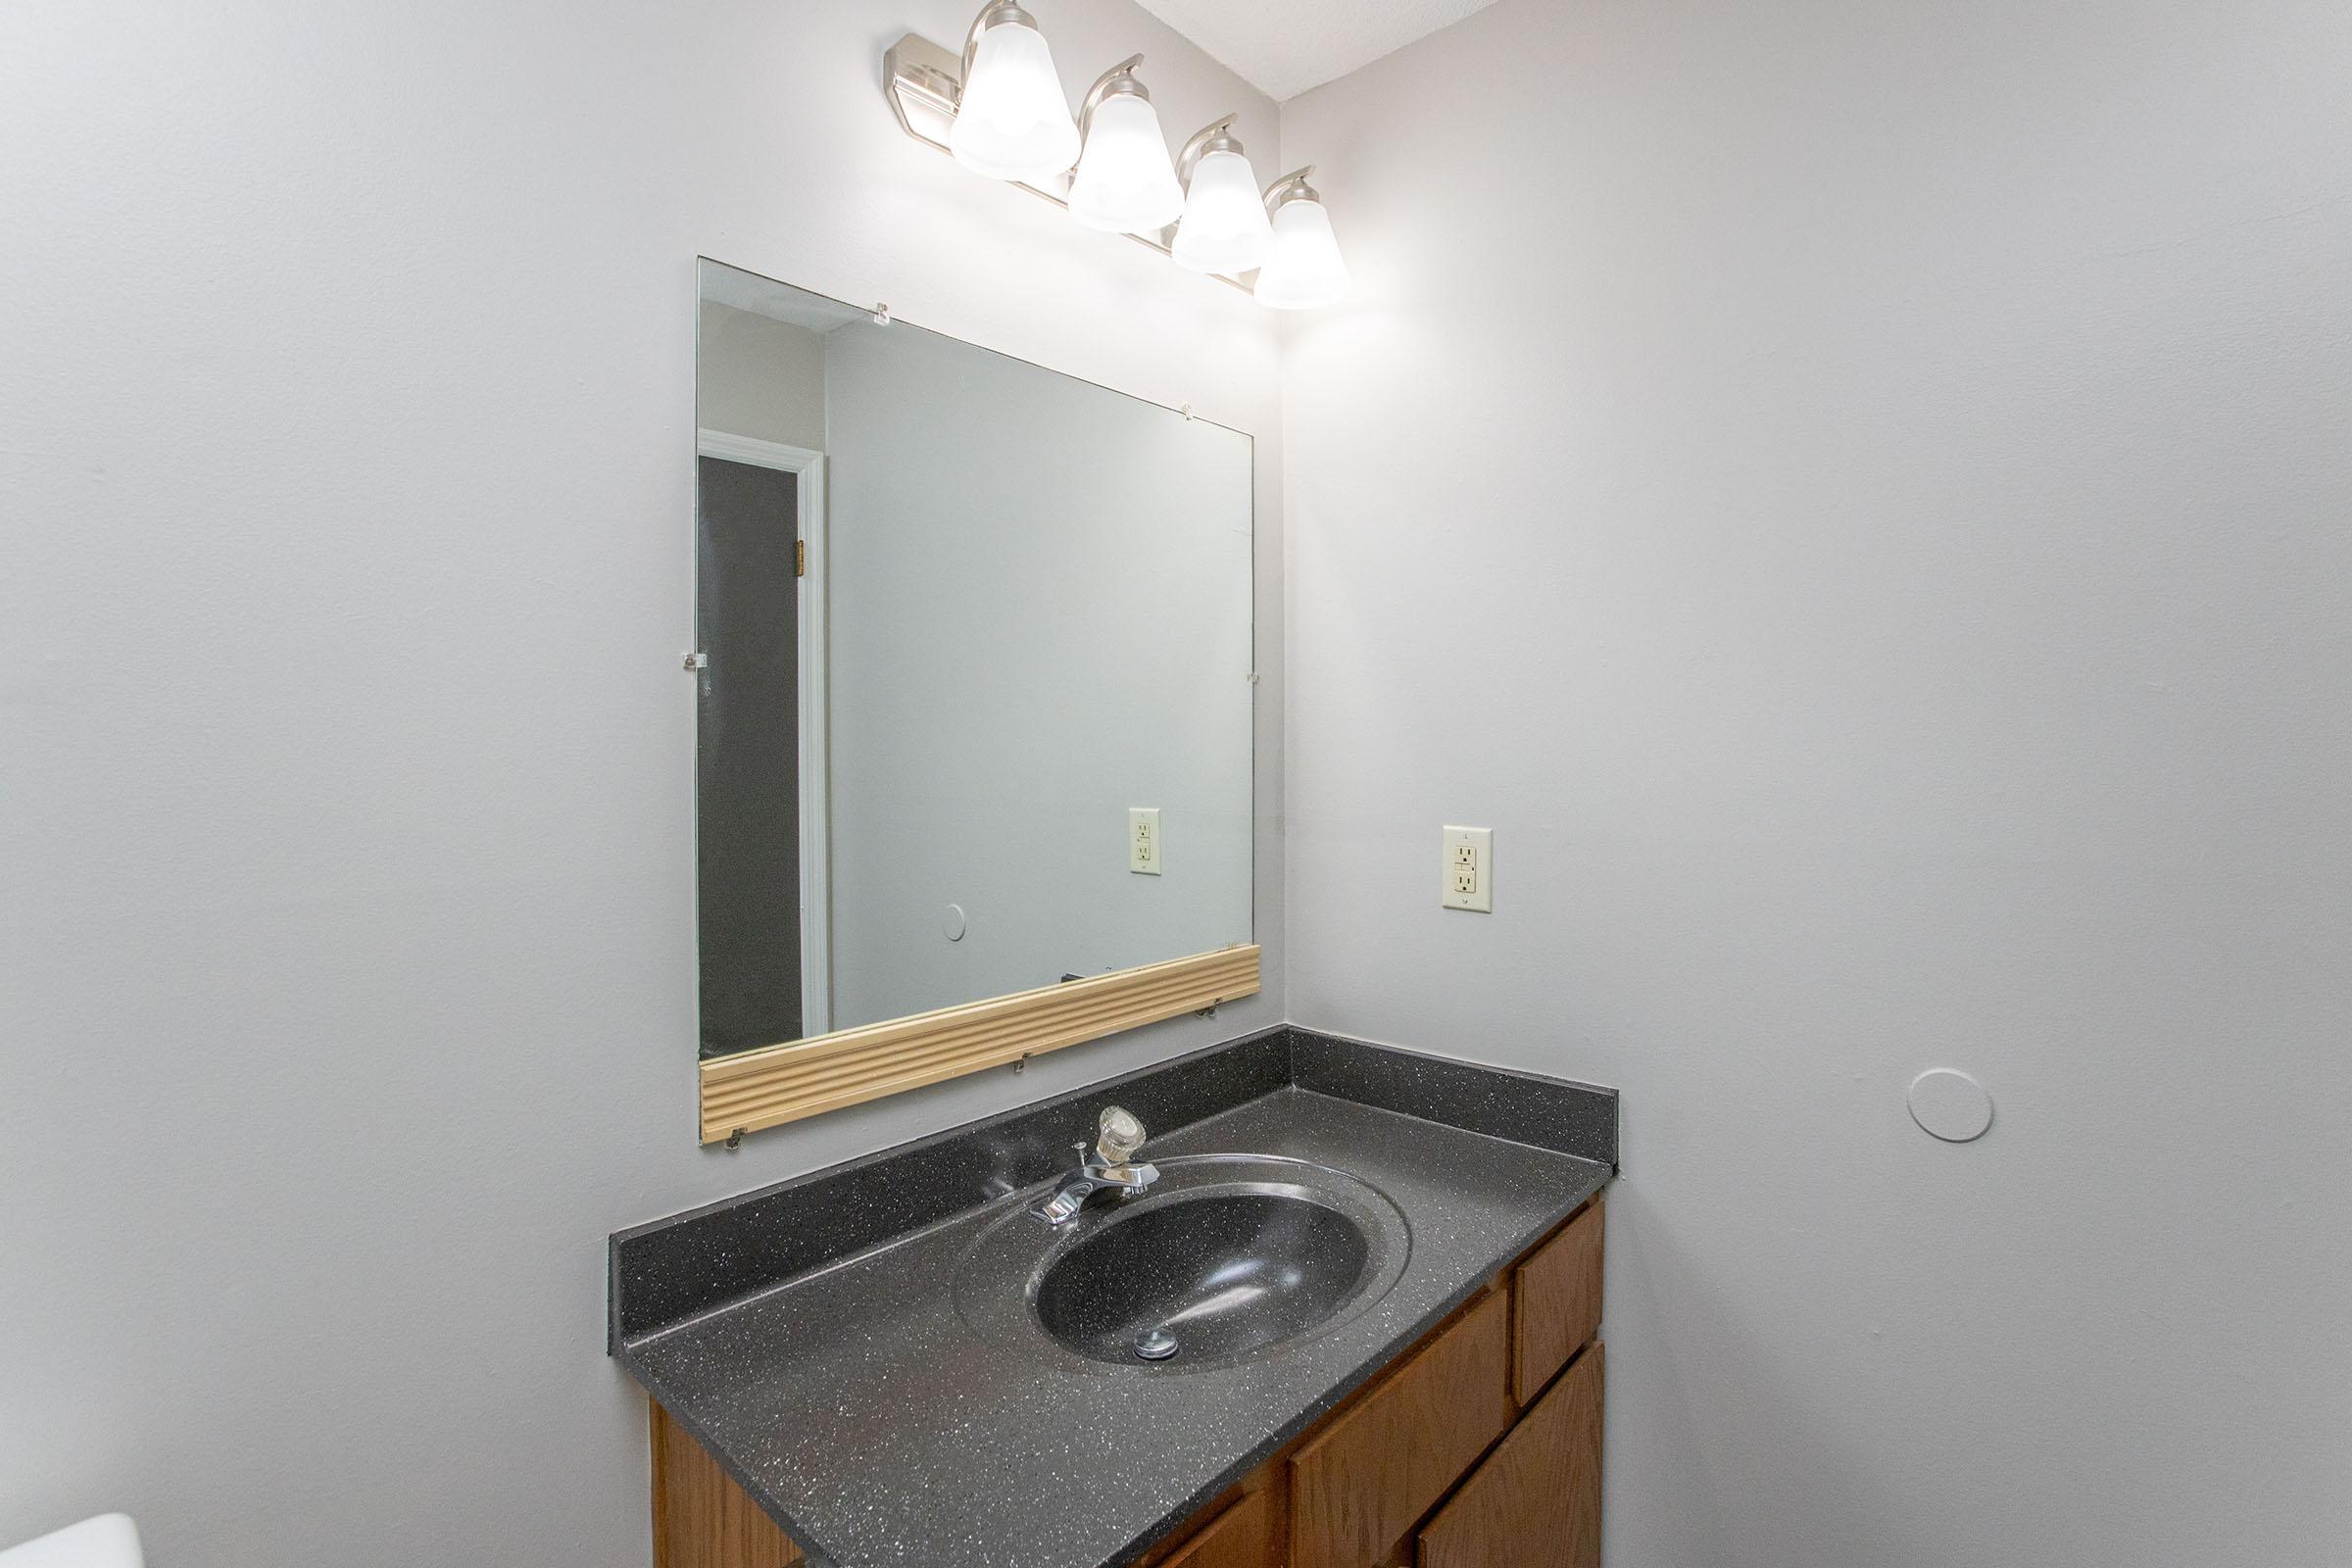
[698,945,1261,1144]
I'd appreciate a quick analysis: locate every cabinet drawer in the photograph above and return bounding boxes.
[1153,1485,1276,1568]
[1288,1289,1515,1568]
[1512,1196,1603,1404]
[1418,1342,1604,1568]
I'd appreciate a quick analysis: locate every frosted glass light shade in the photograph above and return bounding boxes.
[1068,93,1184,234]
[1171,149,1273,275]
[950,19,1079,183]
[1253,196,1351,309]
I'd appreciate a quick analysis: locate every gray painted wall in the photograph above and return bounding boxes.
[1279,0,2352,1563]
[0,1,1284,1562]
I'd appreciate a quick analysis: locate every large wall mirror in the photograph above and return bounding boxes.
[692,259,1257,1140]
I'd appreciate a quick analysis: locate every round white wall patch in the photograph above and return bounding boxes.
[1908,1068,1994,1143]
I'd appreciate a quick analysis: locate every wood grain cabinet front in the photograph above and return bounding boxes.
[1512,1194,1605,1406]
[650,1402,804,1568]
[1143,1484,1279,1568]
[1287,1288,1517,1568]
[1417,1342,1605,1568]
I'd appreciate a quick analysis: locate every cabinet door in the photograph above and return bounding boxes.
[1417,1343,1603,1568]
[1155,1485,1278,1568]
[1289,1289,1515,1568]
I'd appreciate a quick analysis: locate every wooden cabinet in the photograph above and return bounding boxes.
[650,1192,1605,1568]
[1144,1484,1278,1568]
[1287,1288,1516,1568]
[1512,1195,1605,1405]
[650,1401,804,1568]
[1418,1343,1605,1568]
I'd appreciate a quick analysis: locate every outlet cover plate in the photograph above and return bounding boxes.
[1129,808,1162,875]
[1442,825,1492,912]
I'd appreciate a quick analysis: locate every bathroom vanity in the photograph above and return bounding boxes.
[654,262,1615,1567]
[610,1027,1617,1568]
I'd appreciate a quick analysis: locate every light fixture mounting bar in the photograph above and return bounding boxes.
[882,31,1252,295]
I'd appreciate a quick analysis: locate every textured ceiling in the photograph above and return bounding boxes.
[1132,0,1504,100]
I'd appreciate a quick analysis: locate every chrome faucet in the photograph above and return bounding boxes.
[1033,1105,1159,1225]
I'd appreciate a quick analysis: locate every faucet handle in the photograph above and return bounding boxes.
[1095,1105,1147,1165]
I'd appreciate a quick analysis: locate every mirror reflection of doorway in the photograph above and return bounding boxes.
[695,435,828,1054]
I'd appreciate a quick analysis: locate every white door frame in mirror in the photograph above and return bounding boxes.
[696,428,832,1036]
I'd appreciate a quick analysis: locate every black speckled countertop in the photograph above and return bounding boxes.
[610,1027,1616,1568]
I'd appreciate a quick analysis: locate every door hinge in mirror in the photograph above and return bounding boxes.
[797,540,807,577]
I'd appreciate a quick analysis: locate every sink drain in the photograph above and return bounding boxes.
[1134,1328,1179,1361]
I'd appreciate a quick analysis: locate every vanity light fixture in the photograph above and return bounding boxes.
[1170,118,1275,276]
[948,2,1081,183]
[1252,168,1352,310]
[881,9,1351,308]
[1068,58,1186,235]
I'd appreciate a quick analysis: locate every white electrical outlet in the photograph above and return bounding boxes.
[1129,808,1162,875]
[1442,825,1493,911]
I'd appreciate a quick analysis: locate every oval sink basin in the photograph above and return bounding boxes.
[954,1153,1411,1373]
[1035,1191,1370,1365]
